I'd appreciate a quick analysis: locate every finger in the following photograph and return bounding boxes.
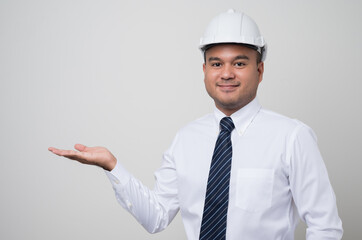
[74,143,87,152]
[48,146,94,165]
[49,147,79,158]
[48,147,62,155]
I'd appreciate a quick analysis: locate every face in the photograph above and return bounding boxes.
[203,44,264,116]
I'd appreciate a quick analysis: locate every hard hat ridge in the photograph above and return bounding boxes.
[199,9,267,61]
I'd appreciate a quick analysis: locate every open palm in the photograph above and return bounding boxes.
[48,144,116,171]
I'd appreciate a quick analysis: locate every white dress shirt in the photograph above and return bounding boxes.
[105,98,343,240]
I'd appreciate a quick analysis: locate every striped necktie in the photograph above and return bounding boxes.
[199,117,235,240]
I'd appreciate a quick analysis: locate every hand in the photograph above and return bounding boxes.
[48,144,117,171]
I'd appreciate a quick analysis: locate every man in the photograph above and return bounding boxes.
[49,9,343,239]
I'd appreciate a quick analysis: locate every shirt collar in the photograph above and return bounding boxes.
[213,97,262,136]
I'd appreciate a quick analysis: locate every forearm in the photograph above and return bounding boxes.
[105,161,177,233]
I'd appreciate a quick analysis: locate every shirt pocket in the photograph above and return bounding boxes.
[235,168,274,212]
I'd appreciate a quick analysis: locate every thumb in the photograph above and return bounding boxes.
[74,144,87,152]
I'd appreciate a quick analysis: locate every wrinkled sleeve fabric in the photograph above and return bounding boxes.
[288,123,343,240]
[104,134,180,234]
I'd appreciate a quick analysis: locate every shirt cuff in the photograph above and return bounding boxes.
[104,160,132,186]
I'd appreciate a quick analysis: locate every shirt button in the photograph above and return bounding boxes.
[113,178,120,184]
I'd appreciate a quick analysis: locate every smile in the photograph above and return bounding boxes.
[217,83,240,91]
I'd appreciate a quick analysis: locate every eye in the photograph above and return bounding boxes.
[211,62,222,67]
[234,62,245,67]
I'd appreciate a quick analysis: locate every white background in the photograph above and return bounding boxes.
[0,0,361,239]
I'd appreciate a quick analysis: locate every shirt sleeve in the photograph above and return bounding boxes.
[288,124,343,240]
[104,135,180,234]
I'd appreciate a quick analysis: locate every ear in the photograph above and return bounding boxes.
[257,61,264,83]
[203,63,206,74]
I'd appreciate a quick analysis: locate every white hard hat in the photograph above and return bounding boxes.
[199,9,267,61]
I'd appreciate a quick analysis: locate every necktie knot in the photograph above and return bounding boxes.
[220,117,235,133]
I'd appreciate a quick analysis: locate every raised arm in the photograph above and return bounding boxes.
[48,143,179,233]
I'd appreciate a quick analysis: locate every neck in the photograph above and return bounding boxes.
[216,98,255,116]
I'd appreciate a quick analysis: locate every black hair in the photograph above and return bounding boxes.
[202,43,263,64]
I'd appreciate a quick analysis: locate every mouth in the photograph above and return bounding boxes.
[217,83,240,91]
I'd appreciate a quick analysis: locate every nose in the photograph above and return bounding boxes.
[221,65,235,80]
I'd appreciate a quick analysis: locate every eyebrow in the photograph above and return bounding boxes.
[207,55,250,62]
[208,57,221,62]
[234,55,249,61]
